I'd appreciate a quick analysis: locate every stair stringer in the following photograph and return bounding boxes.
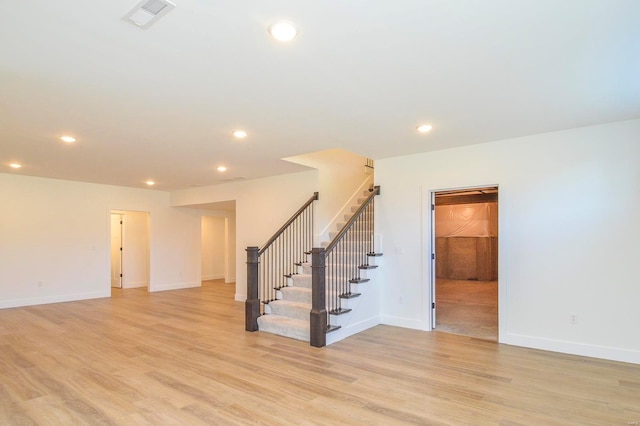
[326,265,381,345]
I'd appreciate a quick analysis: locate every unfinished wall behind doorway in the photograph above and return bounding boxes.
[436,199,498,281]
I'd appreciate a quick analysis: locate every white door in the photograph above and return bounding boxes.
[110,214,123,288]
[430,191,436,328]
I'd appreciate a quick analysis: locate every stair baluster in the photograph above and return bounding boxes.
[311,186,380,346]
[245,192,318,332]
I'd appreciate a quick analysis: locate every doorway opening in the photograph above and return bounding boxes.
[110,213,123,289]
[431,187,498,341]
[110,210,150,294]
[199,201,236,289]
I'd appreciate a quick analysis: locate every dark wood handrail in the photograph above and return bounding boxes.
[259,192,319,256]
[324,186,379,254]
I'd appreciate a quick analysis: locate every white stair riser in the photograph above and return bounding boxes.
[337,220,373,228]
[328,311,352,328]
[329,231,373,239]
[294,264,372,277]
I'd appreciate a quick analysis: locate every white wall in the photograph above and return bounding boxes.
[0,174,203,308]
[224,214,236,284]
[315,152,372,243]
[376,119,640,364]
[201,216,225,280]
[110,213,123,287]
[171,170,319,300]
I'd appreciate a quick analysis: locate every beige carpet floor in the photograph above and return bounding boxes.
[435,278,498,341]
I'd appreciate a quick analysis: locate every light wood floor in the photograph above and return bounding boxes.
[1,281,639,425]
[435,279,498,341]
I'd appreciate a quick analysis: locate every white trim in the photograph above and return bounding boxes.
[326,316,381,345]
[202,274,225,281]
[504,333,640,365]
[380,315,427,330]
[0,290,110,310]
[149,281,200,292]
[317,175,373,243]
[421,188,432,331]
[123,281,147,289]
[235,293,246,302]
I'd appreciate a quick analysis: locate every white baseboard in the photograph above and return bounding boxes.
[235,293,246,302]
[0,290,110,310]
[150,281,200,292]
[504,333,640,365]
[202,274,224,281]
[123,281,147,289]
[380,315,427,331]
[327,316,381,345]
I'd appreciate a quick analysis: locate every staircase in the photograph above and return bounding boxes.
[251,187,381,345]
[257,262,313,341]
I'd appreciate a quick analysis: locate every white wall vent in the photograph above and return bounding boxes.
[123,0,176,29]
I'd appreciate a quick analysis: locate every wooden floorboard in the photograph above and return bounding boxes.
[1,279,639,425]
[435,278,498,341]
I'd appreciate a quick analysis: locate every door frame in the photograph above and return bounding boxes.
[110,213,123,289]
[109,209,151,292]
[423,184,504,342]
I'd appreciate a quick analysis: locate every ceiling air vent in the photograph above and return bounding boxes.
[123,0,176,29]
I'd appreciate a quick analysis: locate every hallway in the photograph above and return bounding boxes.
[435,278,498,341]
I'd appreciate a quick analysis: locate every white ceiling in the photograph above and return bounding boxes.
[1,0,639,191]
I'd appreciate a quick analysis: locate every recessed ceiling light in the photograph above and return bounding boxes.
[146,180,155,186]
[9,163,22,169]
[417,124,433,133]
[217,166,227,172]
[60,135,77,143]
[268,21,297,42]
[233,130,248,139]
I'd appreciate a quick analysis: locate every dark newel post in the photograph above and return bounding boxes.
[310,247,327,347]
[245,246,260,332]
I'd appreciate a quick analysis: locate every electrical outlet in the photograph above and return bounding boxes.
[570,313,578,324]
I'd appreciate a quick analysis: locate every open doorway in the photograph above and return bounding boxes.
[110,210,150,294]
[110,213,123,288]
[431,187,498,341]
[198,201,236,288]
[201,215,226,285]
